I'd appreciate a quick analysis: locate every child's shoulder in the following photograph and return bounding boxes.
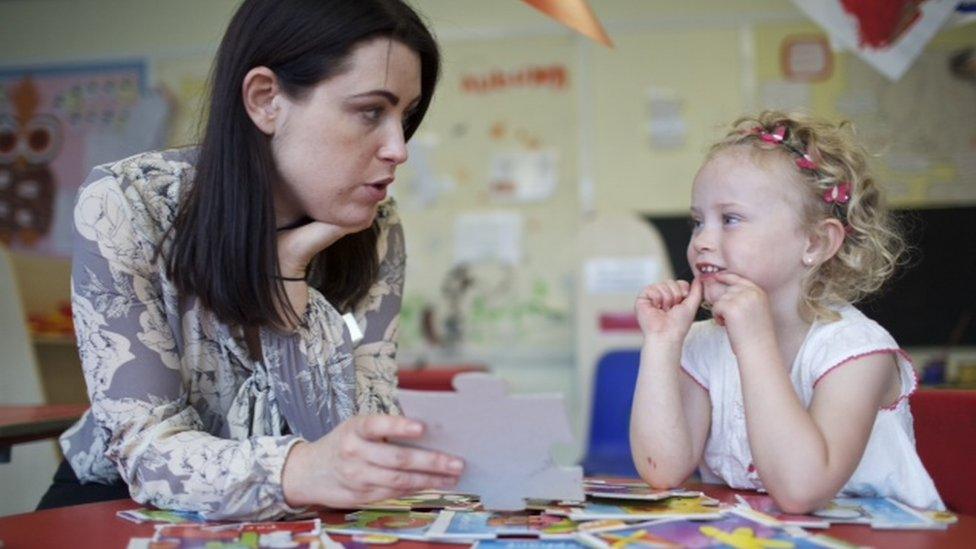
[811,304,897,349]
[798,304,905,383]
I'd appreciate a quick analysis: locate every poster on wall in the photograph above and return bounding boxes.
[489,149,558,203]
[790,0,960,81]
[0,60,169,257]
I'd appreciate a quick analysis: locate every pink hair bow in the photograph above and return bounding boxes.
[752,125,821,171]
[823,182,851,205]
[755,125,787,144]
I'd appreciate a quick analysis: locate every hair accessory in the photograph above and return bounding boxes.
[757,125,787,144]
[748,125,852,232]
[751,125,820,172]
[823,182,851,205]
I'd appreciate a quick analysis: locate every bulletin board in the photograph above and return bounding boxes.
[394,35,581,358]
[0,61,149,256]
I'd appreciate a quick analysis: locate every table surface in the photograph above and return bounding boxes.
[0,403,88,438]
[0,483,972,548]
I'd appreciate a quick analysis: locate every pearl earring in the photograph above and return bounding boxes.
[803,257,813,266]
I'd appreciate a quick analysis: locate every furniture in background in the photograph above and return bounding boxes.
[579,350,640,477]
[0,403,87,462]
[910,388,976,514]
[574,214,673,469]
[396,364,488,391]
[0,245,61,516]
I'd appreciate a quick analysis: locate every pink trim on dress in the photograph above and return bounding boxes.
[812,348,917,411]
[681,365,709,393]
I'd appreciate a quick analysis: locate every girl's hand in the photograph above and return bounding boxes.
[709,272,775,351]
[276,219,351,278]
[635,278,702,341]
[282,415,464,509]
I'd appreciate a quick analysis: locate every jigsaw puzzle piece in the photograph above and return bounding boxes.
[397,373,584,511]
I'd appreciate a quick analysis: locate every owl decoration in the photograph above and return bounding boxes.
[0,77,63,246]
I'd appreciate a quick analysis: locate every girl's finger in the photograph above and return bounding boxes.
[681,278,703,312]
[664,280,684,305]
[644,286,664,309]
[676,279,690,296]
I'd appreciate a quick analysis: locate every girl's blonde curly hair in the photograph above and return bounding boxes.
[707,111,906,322]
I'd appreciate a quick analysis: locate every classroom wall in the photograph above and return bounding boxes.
[1,1,974,471]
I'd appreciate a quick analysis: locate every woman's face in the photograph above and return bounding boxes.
[270,37,422,231]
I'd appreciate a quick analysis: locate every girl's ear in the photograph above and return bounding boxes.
[242,66,280,136]
[804,218,846,267]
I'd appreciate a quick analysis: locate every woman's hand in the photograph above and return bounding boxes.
[281,415,464,509]
[709,272,775,354]
[635,278,702,342]
[276,219,351,278]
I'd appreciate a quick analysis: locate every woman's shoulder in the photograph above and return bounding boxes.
[375,197,401,228]
[81,147,197,232]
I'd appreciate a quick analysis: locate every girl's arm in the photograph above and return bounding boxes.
[630,342,711,487]
[629,278,711,488]
[738,343,896,513]
[712,272,898,513]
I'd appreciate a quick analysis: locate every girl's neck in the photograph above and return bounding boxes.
[768,293,813,371]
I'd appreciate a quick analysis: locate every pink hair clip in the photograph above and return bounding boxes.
[754,125,787,144]
[823,182,851,205]
[752,125,820,171]
[795,155,818,171]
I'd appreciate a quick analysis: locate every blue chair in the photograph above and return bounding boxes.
[580,349,641,478]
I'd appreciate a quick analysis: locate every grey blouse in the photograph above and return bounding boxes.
[60,148,404,520]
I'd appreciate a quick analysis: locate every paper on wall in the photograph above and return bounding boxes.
[584,256,660,295]
[489,150,558,203]
[646,87,686,149]
[790,0,960,81]
[454,211,523,265]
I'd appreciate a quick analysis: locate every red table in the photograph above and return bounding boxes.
[0,483,972,548]
[0,403,88,462]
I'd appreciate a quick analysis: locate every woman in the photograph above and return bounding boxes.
[37,0,463,520]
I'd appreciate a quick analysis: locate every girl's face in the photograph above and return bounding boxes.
[270,37,422,231]
[686,147,812,309]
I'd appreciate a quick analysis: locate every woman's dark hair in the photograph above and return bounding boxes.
[166,0,439,327]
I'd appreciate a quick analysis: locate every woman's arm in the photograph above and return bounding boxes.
[629,278,710,488]
[72,172,302,520]
[351,207,404,414]
[275,204,465,507]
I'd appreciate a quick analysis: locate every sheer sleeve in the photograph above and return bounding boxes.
[66,167,302,520]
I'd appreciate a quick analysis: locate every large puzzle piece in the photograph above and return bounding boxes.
[396,372,584,511]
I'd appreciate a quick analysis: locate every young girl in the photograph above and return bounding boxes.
[629,111,944,513]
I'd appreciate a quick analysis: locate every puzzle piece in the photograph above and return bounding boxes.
[396,372,583,511]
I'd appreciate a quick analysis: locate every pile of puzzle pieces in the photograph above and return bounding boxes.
[122,478,954,548]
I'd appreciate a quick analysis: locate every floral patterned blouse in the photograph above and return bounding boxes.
[60,148,404,520]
